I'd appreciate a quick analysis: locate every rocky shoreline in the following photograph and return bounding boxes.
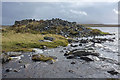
[2,37,120,78]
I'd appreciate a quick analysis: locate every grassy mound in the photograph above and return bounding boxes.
[2,31,68,52]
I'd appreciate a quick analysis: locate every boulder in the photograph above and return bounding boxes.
[1,53,11,64]
[80,56,94,62]
[32,54,56,63]
[70,44,78,47]
[107,69,119,75]
[44,37,54,41]
[6,68,12,72]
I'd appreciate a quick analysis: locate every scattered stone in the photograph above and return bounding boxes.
[67,55,74,59]
[42,46,47,49]
[1,53,11,64]
[68,70,74,73]
[79,44,82,46]
[13,69,19,72]
[7,52,22,57]
[71,61,76,64]
[67,39,73,43]
[107,69,119,75]
[19,60,22,63]
[70,44,78,47]
[6,68,12,72]
[23,64,30,68]
[80,56,94,62]
[44,37,54,41]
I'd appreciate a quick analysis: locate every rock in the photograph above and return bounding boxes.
[67,39,73,43]
[39,40,44,42]
[42,46,47,49]
[71,61,76,64]
[44,37,54,41]
[107,69,119,75]
[80,56,94,62]
[80,39,89,43]
[1,53,11,64]
[18,60,22,63]
[70,44,78,47]
[79,44,82,46]
[6,68,12,72]
[32,54,56,62]
[68,70,74,73]
[13,69,19,72]
[23,64,30,68]
[70,50,99,57]
[7,52,22,57]
[67,55,74,59]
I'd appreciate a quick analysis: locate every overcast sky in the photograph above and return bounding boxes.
[2,2,118,25]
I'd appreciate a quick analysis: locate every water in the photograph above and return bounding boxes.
[91,27,119,61]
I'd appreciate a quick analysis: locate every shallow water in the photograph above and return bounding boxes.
[2,27,120,78]
[91,27,119,61]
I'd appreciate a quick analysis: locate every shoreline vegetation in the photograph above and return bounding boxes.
[2,18,113,52]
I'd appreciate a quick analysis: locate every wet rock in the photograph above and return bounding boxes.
[79,44,82,46]
[7,52,22,57]
[39,40,44,42]
[6,68,12,72]
[70,44,78,47]
[44,37,54,41]
[68,70,74,73]
[68,50,99,57]
[67,55,74,59]
[23,64,30,68]
[107,69,119,75]
[19,60,22,63]
[42,46,47,49]
[1,53,11,64]
[80,56,94,62]
[80,39,89,43]
[32,54,56,63]
[71,61,76,64]
[13,69,19,72]
[67,39,73,43]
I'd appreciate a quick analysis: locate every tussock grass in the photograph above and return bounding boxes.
[2,31,68,52]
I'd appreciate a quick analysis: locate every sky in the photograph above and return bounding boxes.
[2,1,119,25]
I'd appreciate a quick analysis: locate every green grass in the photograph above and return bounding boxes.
[2,31,68,52]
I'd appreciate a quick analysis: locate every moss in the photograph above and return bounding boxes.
[32,54,55,62]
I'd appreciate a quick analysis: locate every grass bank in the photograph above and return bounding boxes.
[2,31,68,52]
